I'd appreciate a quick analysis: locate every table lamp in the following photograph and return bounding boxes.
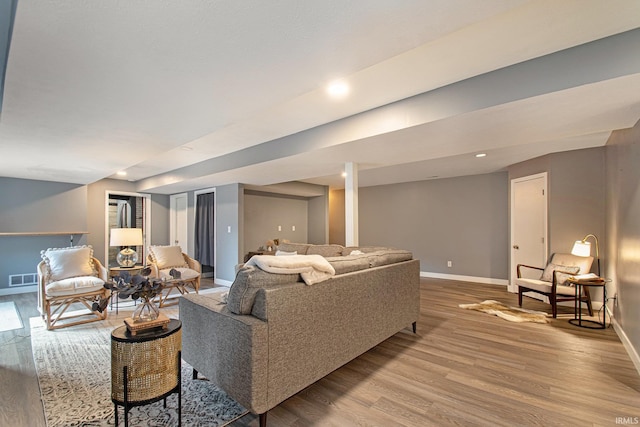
[110,228,143,267]
[571,233,600,276]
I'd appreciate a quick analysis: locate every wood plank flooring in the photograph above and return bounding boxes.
[1,278,639,426]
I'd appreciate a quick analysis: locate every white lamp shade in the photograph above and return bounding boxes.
[110,228,143,247]
[571,240,591,257]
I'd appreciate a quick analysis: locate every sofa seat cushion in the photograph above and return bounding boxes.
[306,244,344,257]
[45,276,105,297]
[366,250,413,267]
[325,254,371,275]
[515,278,576,296]
[228,266,301,315]
[158,267,199,281]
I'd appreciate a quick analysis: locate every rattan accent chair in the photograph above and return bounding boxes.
[147,245,201,306]
[516,253,594,318]
[37,246,109,330]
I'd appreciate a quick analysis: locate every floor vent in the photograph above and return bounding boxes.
[9,273,37,287]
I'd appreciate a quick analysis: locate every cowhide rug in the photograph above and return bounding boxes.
[459,300,551,323]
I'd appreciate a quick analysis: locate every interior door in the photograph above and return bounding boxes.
[170,193,188,251]
[510,173,547,293]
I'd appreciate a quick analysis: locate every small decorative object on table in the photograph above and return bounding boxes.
[93,267,182,334]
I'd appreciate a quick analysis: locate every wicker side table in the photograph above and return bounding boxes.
[111,319,182,426]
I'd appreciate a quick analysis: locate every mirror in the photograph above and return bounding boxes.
[105,191,151,268]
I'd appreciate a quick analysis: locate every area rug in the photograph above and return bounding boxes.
[30,290,248,427]
[0,301,23,332]
[459,300,551,323]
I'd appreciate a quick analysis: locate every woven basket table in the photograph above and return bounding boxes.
[111,319,182,426]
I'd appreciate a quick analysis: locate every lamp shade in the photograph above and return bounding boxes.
[110,228,143,247]
[571,240,592,257]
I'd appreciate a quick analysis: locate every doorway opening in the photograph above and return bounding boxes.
[105,191,151,268]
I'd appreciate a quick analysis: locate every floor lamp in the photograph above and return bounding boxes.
[571,233,600,276]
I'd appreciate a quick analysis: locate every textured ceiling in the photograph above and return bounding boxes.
[1,0,639,194]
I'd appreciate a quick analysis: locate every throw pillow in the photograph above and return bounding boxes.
[275,250,297,256]
[41,246,96,283]
[149,245,188,269]
[540,263,580,283]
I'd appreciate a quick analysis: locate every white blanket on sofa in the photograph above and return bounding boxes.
[245,254,336,285]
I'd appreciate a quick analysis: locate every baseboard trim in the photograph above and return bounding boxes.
[420,271,508,286]
[214,278,233,287]
[0,285,37,296]
[612,317,640,376]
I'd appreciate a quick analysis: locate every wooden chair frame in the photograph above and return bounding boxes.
[38,257,109,330]
[517,263,593,318]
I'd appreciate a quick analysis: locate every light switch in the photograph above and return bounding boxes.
[292,225,296,231]
[227,226,231,233]
[278,225,282,231]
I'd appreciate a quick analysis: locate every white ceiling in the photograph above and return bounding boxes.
[1,0,639,195]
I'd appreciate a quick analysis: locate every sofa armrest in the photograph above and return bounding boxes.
[179,294,269,414]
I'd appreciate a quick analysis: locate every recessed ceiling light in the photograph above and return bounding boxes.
[341,171,347,178]
[116,171,127,176]
[327,80,350,98]
[475,153,487,158]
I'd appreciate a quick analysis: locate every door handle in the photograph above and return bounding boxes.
[513,245,519,249]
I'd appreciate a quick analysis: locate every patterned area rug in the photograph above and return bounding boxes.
[31,290,248,426]
[459,300,551,323]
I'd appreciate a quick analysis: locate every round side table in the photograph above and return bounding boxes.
[568,279,606,329]
[111,319,182,426]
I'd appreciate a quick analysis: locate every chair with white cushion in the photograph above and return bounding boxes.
[38,245,109,330]
[516,253,594,318]
[147,245,201,306]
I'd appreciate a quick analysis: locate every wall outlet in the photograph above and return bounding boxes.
[447,261,452,267]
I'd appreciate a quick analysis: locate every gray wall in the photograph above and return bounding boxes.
[508,147,606,277]
[606,119,640,361]
[0,177,172,292]
[244,191,309,251]
[357,172,509,279]
[215,183,243,282]
[307,190,329,245]
[0,177,88,291]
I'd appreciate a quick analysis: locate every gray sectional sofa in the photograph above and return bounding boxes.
[179,243,420,426]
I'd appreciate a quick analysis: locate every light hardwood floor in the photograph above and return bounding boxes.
[2,278,639,426]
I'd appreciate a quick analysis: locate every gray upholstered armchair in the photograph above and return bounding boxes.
[516,253,594,318]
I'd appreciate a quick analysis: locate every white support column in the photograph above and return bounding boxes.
[345,162,359,247]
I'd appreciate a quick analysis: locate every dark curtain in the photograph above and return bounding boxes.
[194,192,215,267]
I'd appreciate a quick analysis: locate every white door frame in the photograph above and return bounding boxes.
[509,172,548,292]
[105,190,151,268]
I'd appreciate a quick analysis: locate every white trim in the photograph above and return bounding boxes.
[0,285,37,296]
[214,278,233,287]
[420,271,508,286]
[612,317,640,376]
